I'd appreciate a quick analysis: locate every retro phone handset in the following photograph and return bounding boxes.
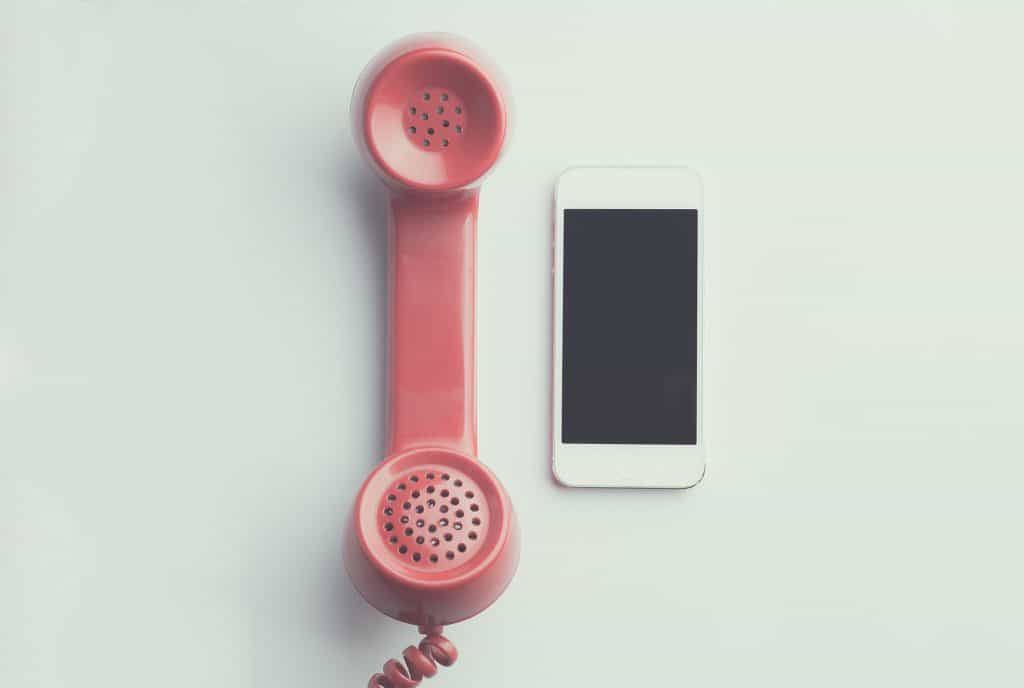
[344,35,519,687]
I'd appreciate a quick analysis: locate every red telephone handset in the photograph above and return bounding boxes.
[344,34,519,687]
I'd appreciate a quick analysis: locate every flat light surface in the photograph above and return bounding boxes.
[3,2,1023,686]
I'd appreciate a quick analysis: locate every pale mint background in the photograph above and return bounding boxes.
[3,1,1023,686]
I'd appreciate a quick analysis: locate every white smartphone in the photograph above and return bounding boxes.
[552,166,705,488]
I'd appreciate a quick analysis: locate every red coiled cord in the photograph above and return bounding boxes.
[368,626,458,688]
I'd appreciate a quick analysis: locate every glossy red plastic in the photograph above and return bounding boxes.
[386,192,477,457]
[344,34,518,632]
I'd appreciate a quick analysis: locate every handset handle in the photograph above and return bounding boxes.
[386,189,478,458]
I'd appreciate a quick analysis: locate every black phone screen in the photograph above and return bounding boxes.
[561,209,698,445]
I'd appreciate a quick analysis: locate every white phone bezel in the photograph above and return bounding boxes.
[552,166,705,488]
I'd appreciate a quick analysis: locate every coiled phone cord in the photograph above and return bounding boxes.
[368,625,458,688]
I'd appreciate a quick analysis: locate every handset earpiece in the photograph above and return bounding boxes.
[343,34,518,687]
[351,32,509,193]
